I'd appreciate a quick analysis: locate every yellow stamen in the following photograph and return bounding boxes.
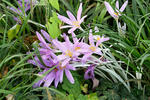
[89,46,96,52]
[75,47,80,51]
[65,50,73,57]
[114,12,119,16]
[72,21,80,28]
[60,66,66,70]
[97,37,100,41]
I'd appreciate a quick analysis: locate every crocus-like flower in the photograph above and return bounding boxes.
[93,35,109,47]
[29,30,76,88]
[58,3,87,33]
[52,34,81,66]
[104,0,128,19]
[81,30,103,62]
[8,0,38,23]
[84,64,96,80]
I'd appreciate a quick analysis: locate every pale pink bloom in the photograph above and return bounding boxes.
[104,0,128,19]
[58,3,87,33]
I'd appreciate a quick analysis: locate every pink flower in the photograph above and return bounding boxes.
[58,3,87,33]
[104,0,128,19]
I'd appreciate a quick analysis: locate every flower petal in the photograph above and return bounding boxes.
[62,58,71,66]
[36,31,51,50]
[120,0,128,12]
[43,71,55,87]
[104,1,117,19]
[57,14,72,25]
[65,69,74,84]
[68,27,77,33]
[89,31,94,46]
[116,0,119,12]
[41,30,51,42]
[67,11,76,21]
[59,70,64,83]
[77,3,82,21]
[60,25,72,29]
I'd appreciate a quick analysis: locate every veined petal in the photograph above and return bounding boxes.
[43,71,55,87]
[57,54,67,61]
[67,65,76,71]
[59,70,64,83]
[52,39,66,52]
[41,30,51,42]
[68,27,77,33]
[77,3,82,21]
[116,1,119,12]
[104,1,117,19]
[89,31,94,46]
[82,53,92,63]
[67,11,76,21]
[36,31,51,50]
[62,58,71,66]
[57,14,72,25]
[60,25,72,29]
[65,69,74,84]
[79,15,87,24]
[54,71,60,88]
[120,0,128,12]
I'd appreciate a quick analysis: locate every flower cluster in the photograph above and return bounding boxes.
[28,3,109,88]
[7,0,38,24]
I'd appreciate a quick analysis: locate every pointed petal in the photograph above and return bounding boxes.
[68,27,77,33]
[77,3,82,21]
[104,1,117,18]
[36,31,51,50]
[57,14,72,25]
[65,70,74,84]
[116,1,119,11]
[43,71,55,87]
[67,65,76,71]
[54,71,60,88]
[62,58,71,66]
[82,53,92,63]
[60,25,72,29]
[59,70,64,83]
[89,31,94,46]
[120,0,128,12]
[41,30,51,42]
[52,39,66,52]
[66,11,76,21]
[79,15,87,24]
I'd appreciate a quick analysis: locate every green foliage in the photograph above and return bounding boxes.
[7,24,21,40]
[46,11,61,39]
[62,75,81,99]
[48,0,59,11]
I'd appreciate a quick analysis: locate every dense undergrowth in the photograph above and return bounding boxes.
[0,0,150,100]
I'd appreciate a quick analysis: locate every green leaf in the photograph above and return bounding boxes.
[77,94,88,100]
[46,12,61,39]
[7,24,21,40]
[67,94,75,100]
[62,75,81,99]
[87,93,99,100]
[48,0,59,11]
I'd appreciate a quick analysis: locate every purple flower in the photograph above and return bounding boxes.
[52,34,81,66]
[58,3,87,33]
[81,30,103,62]
[8,0,38,23]
[84,64,96,80]
[93,35,109,47]
[104,0,128,19]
